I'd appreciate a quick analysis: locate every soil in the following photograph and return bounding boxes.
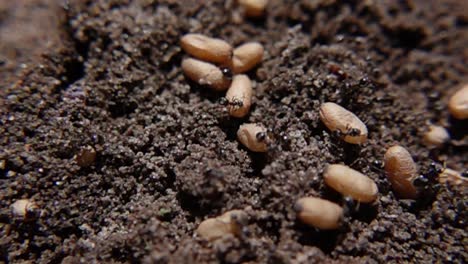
[0,0,467,263]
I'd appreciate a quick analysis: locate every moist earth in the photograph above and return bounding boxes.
[0,0,467,263]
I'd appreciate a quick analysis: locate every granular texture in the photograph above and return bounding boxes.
[0,0,467,263]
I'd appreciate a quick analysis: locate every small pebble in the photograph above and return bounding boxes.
[11,199,39,220]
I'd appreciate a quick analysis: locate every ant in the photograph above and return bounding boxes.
[413,162,442,187]
[218,97,228,106]
[343,196,359,217]
[331,126,361,139]
[346,127,361,137]
[221,67,233,80]
[218,97,243,109]
[412,161,443,206]
[256,131,266,142]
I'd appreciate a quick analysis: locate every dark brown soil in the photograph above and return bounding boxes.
[1,0,467,263]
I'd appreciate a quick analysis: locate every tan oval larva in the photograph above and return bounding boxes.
[384,145,418,199]
[295,197,343,230]
[11,199,39,220]
[196,210,247,241]
[423,125,450,148]
[237,123,268,152]
[226,75,253,118]
[232,42,264,74]
[324,164,379,203]
[448,84,468,120]
[181,58,230,91]
[180,33,233,64]
[238,0,268,17]
[319,102,368,144]
[196,218,231,241]
[439,168,468,186]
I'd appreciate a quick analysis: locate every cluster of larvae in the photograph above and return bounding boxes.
[296,99,467,230]
[296,164,378,230]
[180,33,270,154]
[180,36,467,238]
[194,99,466,236]
[295,103,374,229]
[294,80,468,228]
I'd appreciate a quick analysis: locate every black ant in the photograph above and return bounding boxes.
[371,160,384,172]
[413,162,442,188]
[230,98,244,108]
[343,196,359,217]
[412,161,443,206]
[346,128,361,137]
[256,131,266,142]
[218,97,228,106]
[221,67,233,80]
[331,127,361,139]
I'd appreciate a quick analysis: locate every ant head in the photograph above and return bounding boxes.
[218,97,228,106]
[332,129,344,138]
[218,97,229,106]
[413,174,429,188]
[221,67,233,79]
[372,160,383,168]
[231,98,244,107]
[343,196,357,217]
[347,128,361,136]
[256,131,266,141]
[428,162,443,176]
